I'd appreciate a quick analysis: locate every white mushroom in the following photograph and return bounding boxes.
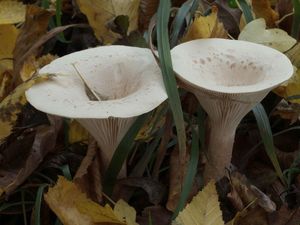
[26,45,167,177]
[171,38,293,182]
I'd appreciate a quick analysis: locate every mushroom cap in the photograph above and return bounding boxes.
[171,38,293,94]
[26,46,167,119]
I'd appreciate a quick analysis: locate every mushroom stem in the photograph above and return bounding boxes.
[78,117,136,178]
[204,118,237,182]
[193,91,260,183]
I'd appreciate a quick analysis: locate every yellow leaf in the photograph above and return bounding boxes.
[44,176,125,225]
[0,75,50,142]
[173,181,224,225]
[182,6,227,42]
[0,24,19,75]
[238,18,297,52]
[20,54,58,81]
[75,0,140,44]
[252,0,278,27]
[0,0,26,24]
[68,120,89,144]
[286,42,300,68]
[274,68,300,104]
[114,199,139,225]
[0,71,12,101]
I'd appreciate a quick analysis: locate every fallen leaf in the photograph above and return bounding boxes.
[135,104,166,142]
[268,204,300,225]
[0,0,26,24]
[75,0,140,44]
[68,119,89,144]
[228,206,269,225]
[229,171,276,213]
[20,54,58,82]
[173,181,224,225]
[273,100,300,124]
[0,115,63,195]
[215,0,242,38]
[0,74,50,142]
[74,138,103,203]
[286,42,300,68]
[114,199,139,225]
[139,0,159,31]
[274,68,300,104]
[0,24,19,76]
[13,5,54,86]
[0,70,13,101]
[182,6,227,42]
[44,176,128,225]
[166,148,189,212]
[238,18,297,52]
[252,0,279,27]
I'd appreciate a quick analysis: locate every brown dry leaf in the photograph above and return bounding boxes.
[173,181,224,225]
[0,0,26,24]
[0,74,50,142]
[252,0,279,27]
[44,176,130,225]
[0,115,63,195]
[182,6,227,42]
[273,100,300,124]
[13,5,54,85]
[139,0,159,31]
[227,206,269,225]
[68,119,89,144]
[20,54,58,82]
[229,171,276,213]
[0,24,19,76]
[75,0,140,44]
[74,138,102,203]
[268,204,300,225]
[166,148,189,211]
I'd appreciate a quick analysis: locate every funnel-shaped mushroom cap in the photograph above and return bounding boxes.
[26,46,167,119]
[26,46,167,176]
[171,39,293,182]
[171,38,293,95]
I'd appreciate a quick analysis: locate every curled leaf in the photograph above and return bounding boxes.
[238,18,297,52]
[182,6,227,42]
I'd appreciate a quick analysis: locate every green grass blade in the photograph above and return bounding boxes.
[170,0,199,47]
[172,128,199,219]
[287,95,300,101]
[21,191,28,225]
[34,184,48,225]
[130,129,163,177]
[252,103,285,184]
[236,0,254,23]
[292,0,300,39]
[157,0,187,159]
[60,164,72,180]
[103,113,151,196]
[54,0,71,43]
